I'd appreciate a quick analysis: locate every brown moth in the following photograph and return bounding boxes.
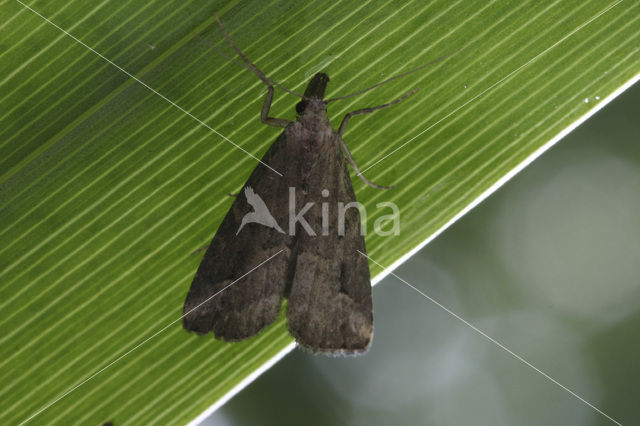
[183,14,446,355]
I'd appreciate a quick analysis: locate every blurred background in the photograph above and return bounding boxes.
[203,81,640,426]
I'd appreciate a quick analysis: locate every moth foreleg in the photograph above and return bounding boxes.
[336,89,419,189]
[261,85,291,128]
[337,88,419,137]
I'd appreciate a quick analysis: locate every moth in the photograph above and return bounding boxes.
[183,14,448,355]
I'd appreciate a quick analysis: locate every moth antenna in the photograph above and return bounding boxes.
[197,34,301,98]
[196,35,253,74]
[325,48,461,103]
[214,13,304,99]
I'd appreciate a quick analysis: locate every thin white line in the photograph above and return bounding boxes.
[14,0,283,177]
[185,69,640,426]
[358,250,623,426]
[367,70,640,288]
[358,0,624,176]
[17,250,284,426]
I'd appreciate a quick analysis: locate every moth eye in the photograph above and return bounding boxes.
[295,100,307,115]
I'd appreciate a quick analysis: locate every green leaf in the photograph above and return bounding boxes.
[1,1,638,424]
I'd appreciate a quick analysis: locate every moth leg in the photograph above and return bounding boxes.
[261,86,291,128]
[336,89,418,189]
[190,245,208,256]
[337,88,418,137]
[214,13,292,128]
[336,137,394,190]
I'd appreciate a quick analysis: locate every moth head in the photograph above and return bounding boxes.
[296,73,329,116]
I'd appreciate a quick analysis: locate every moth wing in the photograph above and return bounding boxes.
[286,134,373,355]
[183,132,298,341]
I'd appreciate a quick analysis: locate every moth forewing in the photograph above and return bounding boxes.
[285,127,373,354]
